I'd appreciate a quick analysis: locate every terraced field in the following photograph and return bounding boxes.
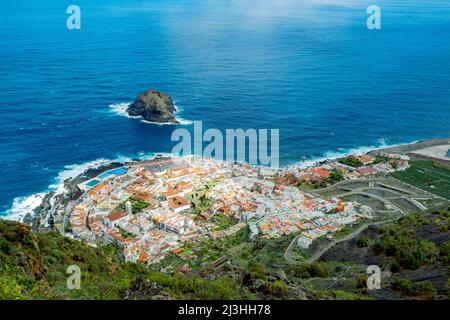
[391,161,450,200]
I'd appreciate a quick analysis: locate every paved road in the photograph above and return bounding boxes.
[284,234,302,262]
[310,176,443,201]
[284,219,393,263]
[339,189,407,215]
[305,220,391,263]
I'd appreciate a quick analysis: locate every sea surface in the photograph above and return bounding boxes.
[1,0,450,219]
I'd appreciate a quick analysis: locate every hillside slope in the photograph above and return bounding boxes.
[0,221,255,300]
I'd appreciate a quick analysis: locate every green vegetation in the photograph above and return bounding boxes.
[289,262,330,279]
[291,246,311,262]
[311,289,372,300]
[390,262,400,273]
[247,260,268,280]
[296,180,327,190]
[64,221,73,233]
[239,234,295,271]
[1,192,447,300]
[118,226,135,239]
[193,196,212,214]
[335,225,357,238]
[329,168,344,183]
[189,181,220,214]
[373,156,389,165]
[339,156,363,168]
[0,220,253,300]
[356,236,370,248]
[144,272,254,300]
[391,278,436,299]
[372,213,443,269]
[439,241,450,265]
[211,213,239,231]
[0,220,126,299]
[355,274,369,289]
[291,261,374,299]
[118,197,149,214]
[151,252,186,270]
[295,168,344,190]
[153,226,251,271]
[192,226,250,267]
[299,207,449,299]
[391,160,450,199]
[265,280,289,298]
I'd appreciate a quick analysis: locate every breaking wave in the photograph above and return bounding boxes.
[1,138,418,222]
[108,102,193,125]
[2,193,47,222]
[289,138,418,169]
[1,152,172,222]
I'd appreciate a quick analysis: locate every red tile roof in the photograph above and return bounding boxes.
[107,209,128,222]
[356,167,377,175]
[360,155,375,164]
[312,168,331,178]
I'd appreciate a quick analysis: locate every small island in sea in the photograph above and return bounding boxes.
[127,89,179,124]
[2,138,449,300]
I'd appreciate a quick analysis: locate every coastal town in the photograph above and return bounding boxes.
[65,150,414,267]
[2,138,449,301]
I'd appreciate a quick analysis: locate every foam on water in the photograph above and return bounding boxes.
[0,152,170,222]
[2,193,47,222]
[0,136,424,222]
[108,102,139,119]
[288,138,418,170]
[1,0,450,223]
[108,102,193,125]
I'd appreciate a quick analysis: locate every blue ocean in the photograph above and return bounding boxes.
[1,0,449,218]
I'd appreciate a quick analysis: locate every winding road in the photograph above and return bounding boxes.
[284,219,393,264]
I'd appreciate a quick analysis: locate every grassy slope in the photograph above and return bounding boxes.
[0,220,252,300]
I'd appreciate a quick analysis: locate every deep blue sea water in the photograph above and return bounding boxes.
[1,0,450,218]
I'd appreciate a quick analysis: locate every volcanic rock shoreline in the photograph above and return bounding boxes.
[127,89,179,124]
[30,157,171,232]
[30,161,125,232]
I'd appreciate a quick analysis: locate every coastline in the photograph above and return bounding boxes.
[1,137,449,227]
[286,138,415,169]
[367,137,450,156]
[0,153,172,224]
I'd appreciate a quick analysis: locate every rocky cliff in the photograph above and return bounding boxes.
[127,89,179,123]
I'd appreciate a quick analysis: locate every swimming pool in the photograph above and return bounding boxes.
[86,179,102,188]
[98,167,128,179]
